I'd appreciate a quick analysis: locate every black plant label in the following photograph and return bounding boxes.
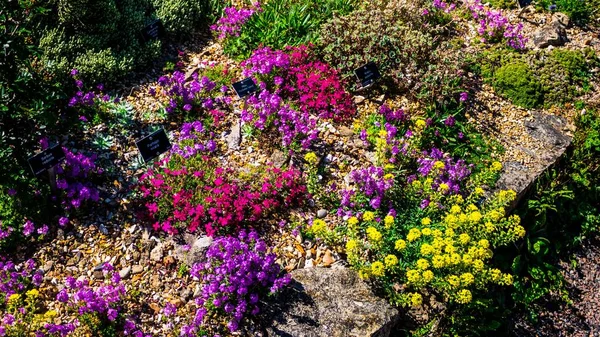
[232,77,258,98]
[354,62,381,88]
[136,129,172,163]
[140,18,163,42]
[28,144,66,176]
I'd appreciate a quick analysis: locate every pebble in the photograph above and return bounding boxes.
[317,209,327,218]
[119,266,132,279]
[132,265,144,274]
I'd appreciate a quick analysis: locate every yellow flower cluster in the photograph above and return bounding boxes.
[366,226,382,242]
[310,219,327,235]
[304,152,318,165]
[363,211,375,222]
[384,215,395,229]
[371,261,385,277]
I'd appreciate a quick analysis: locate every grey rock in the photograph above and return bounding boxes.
[265,267,399,337]
[150,243,164,262]
[496,111,572,210]
[338,126,354,137]
[271,149,288,168]
[226,121,242,150]
[552,12,570,29]
[532,25,567,48]
[175,235,213,267]
[317,209,327,218]
[119,266,131,279]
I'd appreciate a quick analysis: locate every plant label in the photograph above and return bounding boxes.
[28,144,66,176]
[232,77,258,98]
[141,19,163,42]
[135,129,172,163]
[354,62,381,88]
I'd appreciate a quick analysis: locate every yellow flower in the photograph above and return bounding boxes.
[447,275,460,288]
[421,217,432,226]
[444,244,456,254]
[384,173,394,180]
[395,239,407,251]
[415,119,427,129]
[444,228,455,237]
[44,310,58,318]
[366,226,382,242]
[416,258,430,270]
[407,269,420,283]
[467,204,478,212]
[474,187,485,196]
[458,233,471,245]
[422,270,434,283]
[501,273,513,286]
[473,259,484,270]
[348,216,359,227]
[412,180,422,189]
[462,253,473,265]
[8,293,21,303]
[450,253,462,265]
[478,239,490,249]
[363,211,375,222]
[491,161,503,172]
[485,222,495,232]
[304,152,318,165]
[514,225,526,238]
[459,213,468,223]
[432,255,445,268]
[407,228,421,242]
[358,269,370,279]
[420,243,434,256]
[421,228,432,236]
[468,211,482,223]
[346,239,358,252]
[371,261,385,277]
[384,164,395,171]
[384,215,395,228]
[450,205,461,214]
[456,289,472,304]
[410,292,423,307]
[385,255,399,268]
[460,273,475,286]
[311,219,327,234]
[490,268,502,282]
[432,229,443,238]
[438,183,450,192]
[26,289,40,298]
[433,160,445,170]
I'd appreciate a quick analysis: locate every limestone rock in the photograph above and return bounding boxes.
[175,235,213,267]
[226,121,242,150]
[264,267,399,337]
[532,24,567,48]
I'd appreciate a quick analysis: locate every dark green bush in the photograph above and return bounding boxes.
[480,47,596,108]
[38,0,162,84]
[151,0,209,36]
[317,2,435,93]
[223,0,357,60]
[536,0,592,23]
[488,0,517,9]
[494,62,543,108]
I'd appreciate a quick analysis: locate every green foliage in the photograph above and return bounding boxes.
[480,47,596,108]
[224,0,357,59]
[39,0,162,84]
[536,0,592,23]
[511,109,600,318]
[494,62,542,108]
[488,0,517,9]
[151,0,210,36]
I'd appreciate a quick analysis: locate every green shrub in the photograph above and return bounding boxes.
[480,47,595,108]
[151,0,210,36]
[536,0,592,23]
[317,2,436,93]
[494,62,543,108]
[38,0,161,84]
[488,0,517,9]
[223,0,357,59]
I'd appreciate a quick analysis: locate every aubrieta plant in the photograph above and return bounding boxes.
[211,3,262,39]
[464,0,527,49]
[185,230,291,334]
[138,121,308,235]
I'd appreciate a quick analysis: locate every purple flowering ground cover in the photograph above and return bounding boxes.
[1,0,599,336]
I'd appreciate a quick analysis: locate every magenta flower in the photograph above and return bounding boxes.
[459,92,468,102]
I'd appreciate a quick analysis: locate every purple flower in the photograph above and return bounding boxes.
[23,220,35,236]
[70,69,79,76]
[459,92,468,102]
[7,189,16,196]
[58,217,69,227]
[75,80,83,88]
[37,225,49,235]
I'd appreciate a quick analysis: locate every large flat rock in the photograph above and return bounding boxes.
[263,267,399,337]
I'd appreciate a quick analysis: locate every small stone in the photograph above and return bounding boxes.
[43,261,54,273]
[93,270,104,279]
[270,149,287,168]
[354,96,365,104]
[305,259,314,268]
[322,250,334,267]
[226,121,241,150]
[317,209,327,218]
[132,265,144,274]
[338,126,354,137]
[119,266,131,279]
[150,244,164,262]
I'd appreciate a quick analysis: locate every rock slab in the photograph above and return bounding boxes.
[265,267,399,337]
